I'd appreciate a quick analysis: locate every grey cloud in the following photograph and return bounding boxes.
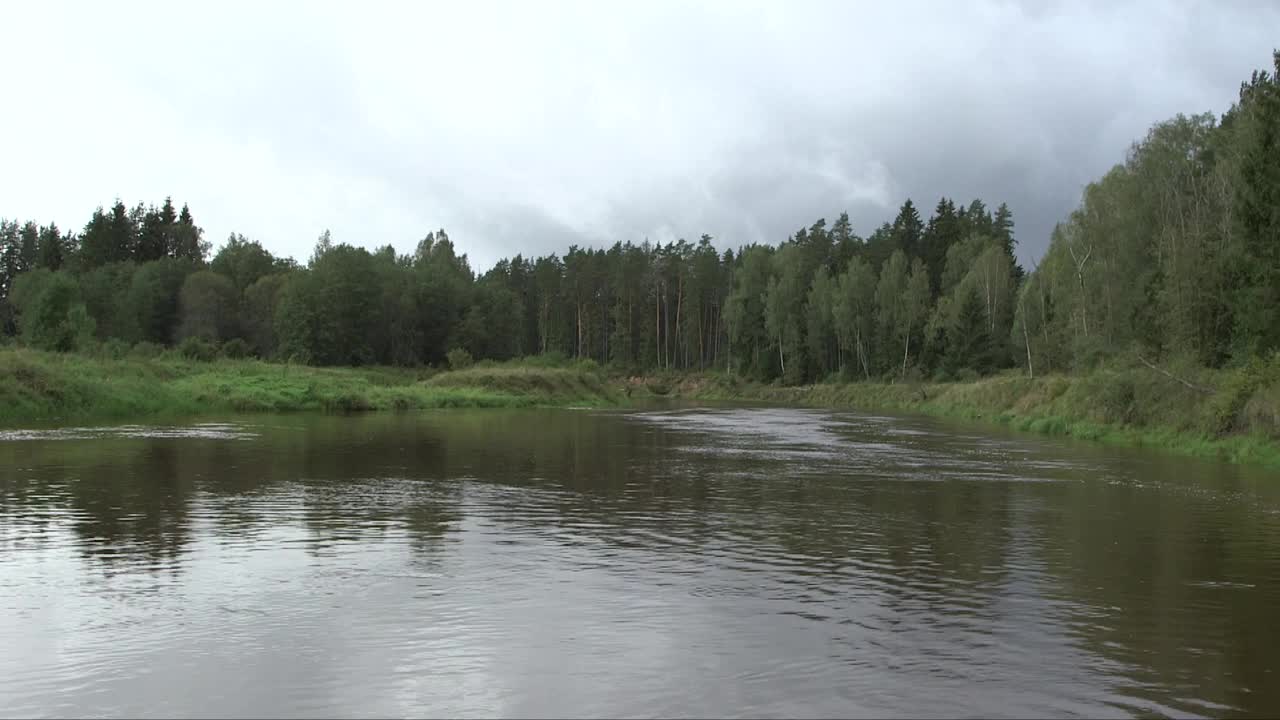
[1,0,1276,272]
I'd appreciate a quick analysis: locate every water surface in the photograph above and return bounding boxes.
[2,406,1278,718]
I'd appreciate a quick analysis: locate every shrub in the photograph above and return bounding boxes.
[177,336,218,361]
[129,341,164,359]
[92,338,131,360]
[1097,374,1137,425]
[1206,353,1280,436]
[220,338,252,359]
[521,351,569,368]
[446,347,473,371]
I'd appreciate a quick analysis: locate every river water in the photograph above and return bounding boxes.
[1,406,1278,718]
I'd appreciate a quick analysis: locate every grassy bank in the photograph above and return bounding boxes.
[4,346,1279,469]
[0,349,620,425]
[649,358,1280,468]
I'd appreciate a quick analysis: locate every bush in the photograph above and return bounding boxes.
[1206,353,1280,436]
[220,338,252,359]
[91,338,131,360]
[177,336,218,361]
[520,351,569,368]
[1096,374,1137,425]
[446,347,473,371]
[129,341,164,359]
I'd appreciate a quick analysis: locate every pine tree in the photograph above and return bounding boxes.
[18,222,39,273]
[107,200,136,263]
[993,202,1023,283]
[946,284,994,375]
[0,221,21,301]
[921,198,961,297]
[890,199,924,259]
[137,205,168,262]
[37,224,64,271]
[171,204,208,263]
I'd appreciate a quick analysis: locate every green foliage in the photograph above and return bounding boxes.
[276,245,382,366]
[210,233,280,291]
[805,267,837,377]
[220,337,252,359]
[426,364,614,404]
[90,338,131,360]
[242,273,288,359]
[446,347,474,370]
[1020,59,1279,375]
[177,336,218,361]
[1204,352,1280,435]
[946,285,996,374]
[126,257,195,345]
[177,270,239,342]
[1230,52,1280,357]
[78,262,138,341]
[11,270,95,352]
[36,224,65,271]
[765,244,808,383]
[129,341,164,359]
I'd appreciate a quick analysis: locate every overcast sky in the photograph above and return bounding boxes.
[2,1,1276,271]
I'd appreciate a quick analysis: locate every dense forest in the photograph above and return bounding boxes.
[2,52,1277,383]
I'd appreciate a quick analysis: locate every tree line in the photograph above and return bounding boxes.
[2,51,1277,382]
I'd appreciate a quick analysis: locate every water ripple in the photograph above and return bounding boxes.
[1,406,1278,718]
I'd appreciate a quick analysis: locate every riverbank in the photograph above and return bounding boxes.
[654,361,1280,468]
[4,347,1278,468]
[0,349,620,425]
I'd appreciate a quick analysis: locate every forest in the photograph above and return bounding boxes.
[1,52,1277,385]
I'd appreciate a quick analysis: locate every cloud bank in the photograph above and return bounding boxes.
[2,0,1275,270]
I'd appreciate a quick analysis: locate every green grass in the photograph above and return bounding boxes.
[5,346,1278,469]
[0,349,618,425]
[425,364,619,405]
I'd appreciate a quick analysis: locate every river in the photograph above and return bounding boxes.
[1,406,1278,718]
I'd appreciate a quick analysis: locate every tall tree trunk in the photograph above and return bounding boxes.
[673,276,683,370]
[655,289,661,369]
[664,292,670,368]
[985,272,995,333]
[541,300,550,354]
[697,302,705,369]
[901,333,910,379]
[1021,305,1034,379]
[858,336,870,381]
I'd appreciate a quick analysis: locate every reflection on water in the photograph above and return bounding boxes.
[0,422,258,442]
[2,406,1279,718]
